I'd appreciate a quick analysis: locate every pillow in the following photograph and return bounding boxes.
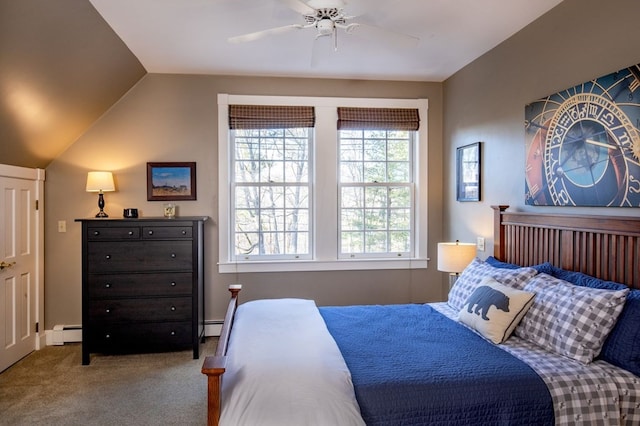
[546,265,640,376]
[458,277,535,344]
[515,273,629,364]
[485,256,554,275]
[447,257,538,311]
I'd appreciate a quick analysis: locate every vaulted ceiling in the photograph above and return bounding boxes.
[0,0,145,169]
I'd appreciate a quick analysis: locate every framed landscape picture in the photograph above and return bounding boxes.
[147,162,197,201]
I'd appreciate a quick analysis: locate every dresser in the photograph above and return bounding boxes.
[76,217,208,365]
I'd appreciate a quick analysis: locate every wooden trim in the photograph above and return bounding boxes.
[201,285,241,426]
[493,206,640,288]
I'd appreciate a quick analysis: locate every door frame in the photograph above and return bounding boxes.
[0,164,45,350]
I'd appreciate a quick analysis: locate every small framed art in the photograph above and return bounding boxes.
[456,142,481,202]
[147,162,197,201]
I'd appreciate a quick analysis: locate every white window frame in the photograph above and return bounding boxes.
[218,94,429,273]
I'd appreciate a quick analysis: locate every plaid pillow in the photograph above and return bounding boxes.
[447,257,538,311]
[515,273,629,364]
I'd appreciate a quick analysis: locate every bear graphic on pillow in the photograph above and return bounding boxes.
[466,285,510,320]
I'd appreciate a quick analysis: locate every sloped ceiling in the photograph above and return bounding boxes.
[0,0,146,169]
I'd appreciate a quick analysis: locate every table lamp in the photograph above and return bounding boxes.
[437,240,477,288]
[86,171,115,218]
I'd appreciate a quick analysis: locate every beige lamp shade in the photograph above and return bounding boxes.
[86,171,115,193]
[437,241,476,273]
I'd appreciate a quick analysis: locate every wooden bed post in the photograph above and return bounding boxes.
[491,205,509,260]
[202,285,242,426]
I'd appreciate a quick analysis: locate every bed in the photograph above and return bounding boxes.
[202,205,640,425]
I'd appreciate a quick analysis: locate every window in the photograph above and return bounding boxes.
[229,105,314,260]
[218,94,428,273]
[339,129,414,257]
[232,127,312,259]
[337,107,419,258]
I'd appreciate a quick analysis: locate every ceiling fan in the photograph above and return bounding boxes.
[228,0,418,51]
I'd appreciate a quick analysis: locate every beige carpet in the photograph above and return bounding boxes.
[0,338,218,425]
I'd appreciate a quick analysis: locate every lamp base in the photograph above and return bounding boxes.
[95,192,108,218]
[448,273,460,290]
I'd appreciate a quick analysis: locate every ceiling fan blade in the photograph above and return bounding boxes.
[228,24,304,44]
[278,0,316,15]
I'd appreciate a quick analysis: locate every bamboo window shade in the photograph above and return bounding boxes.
[337,107,420,130]
[228,105,315,129]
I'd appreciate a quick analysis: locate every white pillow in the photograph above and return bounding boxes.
[515,273,629,363]
[458,277,536,344]
[448,257,538,311]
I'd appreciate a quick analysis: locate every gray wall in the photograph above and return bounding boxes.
[443,0,640,254]
[44,74,444,329]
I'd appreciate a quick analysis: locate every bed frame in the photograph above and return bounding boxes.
[492,205,640,289]
[202,205,640,425]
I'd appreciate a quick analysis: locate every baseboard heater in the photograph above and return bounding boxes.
[48,321,225,345]
[51,324,82,345]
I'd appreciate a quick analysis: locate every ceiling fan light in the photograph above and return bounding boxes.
[317,19,334,35]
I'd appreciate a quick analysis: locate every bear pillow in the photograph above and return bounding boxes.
[458,277,536,344]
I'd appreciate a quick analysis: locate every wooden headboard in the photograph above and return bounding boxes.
[492,205,640,289]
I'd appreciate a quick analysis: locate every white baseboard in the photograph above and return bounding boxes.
[45,321,224,346]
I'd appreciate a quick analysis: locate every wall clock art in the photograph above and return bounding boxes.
[525,64,640,206]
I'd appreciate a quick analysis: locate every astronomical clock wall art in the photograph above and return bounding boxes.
[525,64,640,207]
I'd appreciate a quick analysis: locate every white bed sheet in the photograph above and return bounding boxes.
[220,298,365,426]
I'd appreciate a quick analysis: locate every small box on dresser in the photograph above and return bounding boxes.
[75,217,209,365]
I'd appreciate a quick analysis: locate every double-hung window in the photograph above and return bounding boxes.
[218,95,428,273]
[229,105,314,260]
[338,107,418,258]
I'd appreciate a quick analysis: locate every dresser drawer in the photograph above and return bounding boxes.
[143,226,193,239]
[87,227,140,240]
[89,296,192,322]
[89,321,192,353]
[88,273,193,298]
[87,241,192,272]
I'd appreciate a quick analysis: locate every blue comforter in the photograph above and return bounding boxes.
[319,304,553,426]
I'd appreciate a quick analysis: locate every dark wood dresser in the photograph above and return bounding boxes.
[76,217,208,365]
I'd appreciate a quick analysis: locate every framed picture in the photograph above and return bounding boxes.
[147,162,197,201]
[456,142,481,202]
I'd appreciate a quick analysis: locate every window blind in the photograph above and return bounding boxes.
[337,107,420,131]
[229,105,315,129]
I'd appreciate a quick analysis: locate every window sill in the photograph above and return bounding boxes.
[219,258,429,273]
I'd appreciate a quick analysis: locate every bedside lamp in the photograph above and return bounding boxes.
[86,171,115,218]
[437,240,477,288]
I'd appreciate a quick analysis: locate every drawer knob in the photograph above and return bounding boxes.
[128,231,134,236]
[105,334,111,339]
[105,255,111,260]
[105,283,111,288]
[148,230,154,235]
[93,231,100,236]
[170,282,176,287]
[170,306,176,311]
[170,253,176,258]
[170,331,176,336]
[181,230,187,235]
[105,308,111,313]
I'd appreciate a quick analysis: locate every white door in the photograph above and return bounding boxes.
[0,165,43,373]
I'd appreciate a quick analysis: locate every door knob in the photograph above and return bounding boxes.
[0,261,15,270]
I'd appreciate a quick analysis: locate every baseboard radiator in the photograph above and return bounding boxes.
[50,324,82,345]
[47,321,224,345]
